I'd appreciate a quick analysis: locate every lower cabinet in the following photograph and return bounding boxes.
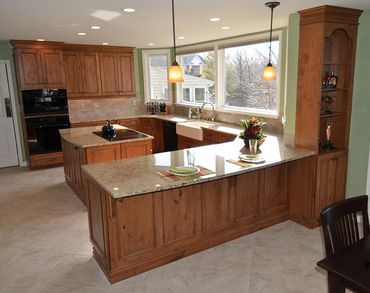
[314,151,347,219]
[29,152,64,169]
[85,144,121,164]
[62,138,153,205]
[85,162,290,282]
[177,135,205,149]
[118,118,141,131]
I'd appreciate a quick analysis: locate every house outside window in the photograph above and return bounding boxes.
[176,51,215,105]
[142,49,171,103]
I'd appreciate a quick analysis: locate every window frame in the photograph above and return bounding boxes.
[175,49,216,107]
[142,49,172,104]
[175,30,284,118]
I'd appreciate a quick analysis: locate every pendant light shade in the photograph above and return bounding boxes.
[169,61,184,83]
[168,0,184,83]
[263,1,280,81]
[263,62,275,80]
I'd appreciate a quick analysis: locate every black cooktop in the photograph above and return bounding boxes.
[93,129,148,141]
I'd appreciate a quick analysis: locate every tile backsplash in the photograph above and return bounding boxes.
[68,97,146,123]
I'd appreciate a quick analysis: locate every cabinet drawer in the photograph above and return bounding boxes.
[203,129,236,143]
[29,152,64,168]
[119,119,141,130]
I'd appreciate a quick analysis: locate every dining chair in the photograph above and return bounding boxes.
[320,195,369,257]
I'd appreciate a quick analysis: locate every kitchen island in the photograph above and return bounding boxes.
[82,135,315,283]
[60,125,153,205]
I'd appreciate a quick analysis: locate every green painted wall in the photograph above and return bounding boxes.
[346,10,370,197]
[284,13,299,135]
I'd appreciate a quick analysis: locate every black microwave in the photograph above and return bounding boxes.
[22,89,68,116]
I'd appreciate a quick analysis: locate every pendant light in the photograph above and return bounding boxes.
[168,0,184,83]
[263,1,280,81]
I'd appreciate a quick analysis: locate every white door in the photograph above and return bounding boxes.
[0,62,19,168]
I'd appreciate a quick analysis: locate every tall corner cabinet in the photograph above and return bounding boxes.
[294,5,362,227]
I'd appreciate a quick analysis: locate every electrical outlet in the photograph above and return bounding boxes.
[93,102,100,108]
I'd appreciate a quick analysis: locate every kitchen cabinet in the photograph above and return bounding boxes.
[85,144,121,164]
[314,150,347,219]
[118,118,141,131]
[121,140,152,158]
[100,52,135,96]
[64,50,102,97]
[203,128,236,144]
[62,137,152,205]
[177,135,205,150]
[13,46,66,90]
[154,119,164,153]
[293,6,361,227]
[84,160,291,282]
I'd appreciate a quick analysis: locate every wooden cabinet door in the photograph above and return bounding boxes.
[177,135,204,150]
[140,118,155,135]
[85,144,121,164]
[40,49,65,88]
[315,151,347,218]
[80,52,102,97]
[116,53,135,96]
[201,178,232,232]
[154,119,164,153]
[118,118,141,131]
[63,51,83,97]
[100,53,119,96]
[16,49,44,89]
[262,164,288,217]
[120,140,152,158]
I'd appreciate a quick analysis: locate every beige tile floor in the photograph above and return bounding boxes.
[0,166,330,293]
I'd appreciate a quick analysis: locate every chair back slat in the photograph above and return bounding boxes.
[320,195,369,257]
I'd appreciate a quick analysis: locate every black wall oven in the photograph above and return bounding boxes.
[22,89,70,155]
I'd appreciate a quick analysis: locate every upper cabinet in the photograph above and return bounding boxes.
[64,50,102,97]
[12,41,66,89]
[100,52,136,96]
[11,41,136,99]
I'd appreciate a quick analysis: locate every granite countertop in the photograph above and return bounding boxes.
[82,135,315,199]
[59,124,153,148]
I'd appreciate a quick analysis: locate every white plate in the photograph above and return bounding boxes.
[238,154,265,164]
[167,166,200,176]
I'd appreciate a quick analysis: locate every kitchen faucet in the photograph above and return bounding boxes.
[200,102,216,121]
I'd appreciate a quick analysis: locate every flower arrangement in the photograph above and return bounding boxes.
[239,117,266,140]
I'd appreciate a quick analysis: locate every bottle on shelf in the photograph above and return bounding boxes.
[322,72,338,89]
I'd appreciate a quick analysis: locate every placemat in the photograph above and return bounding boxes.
[157,166,214,182]
[226,159,252,167]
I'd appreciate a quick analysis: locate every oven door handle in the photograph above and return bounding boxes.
[35,124,70,128]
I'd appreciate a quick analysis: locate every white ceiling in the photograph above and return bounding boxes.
[0,0,369,48]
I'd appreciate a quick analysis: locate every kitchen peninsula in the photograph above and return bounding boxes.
[82,135,315,283]
[60,125,153,205]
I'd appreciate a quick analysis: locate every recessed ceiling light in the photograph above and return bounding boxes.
[77,32,87,36]
[102,42,109,45]
[90,25,101,30]
[122,8,135,13]
[209,17,221,22]
[221,26,230,30]
[36,38,45,42]
[178,36,185,40]
[148,43,155,46]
